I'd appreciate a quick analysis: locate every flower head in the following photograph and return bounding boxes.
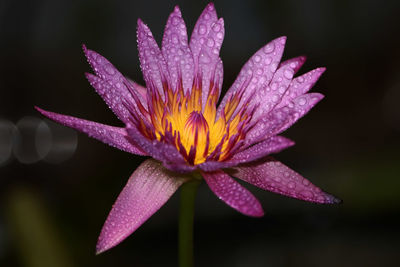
[36,3,340,254]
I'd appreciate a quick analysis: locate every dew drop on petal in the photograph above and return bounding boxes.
[254,55,261,63]
[216,32,223,39]
[199,52,211,63]
[198,24,207,35]
[212,23,221,32]
[287,181,296,189]
[298,97,307,106]
[265,56,272,65]
[263,43,275,54]
[207,38,215,47]
[284,69,294,79]
[300,190,314,199]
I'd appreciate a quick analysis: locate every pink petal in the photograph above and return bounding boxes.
[231,157,341,204]
[277,67,326,109]
[35,107,146,156]
[218,37,287,117]
[96,159,189,254]
[126,125,196,173]
[126,78,148,104]
[279,56,306,74]
[202,170,264,217]
[161,6,195,92]
[137,19,170,96]
[229,136,295,164]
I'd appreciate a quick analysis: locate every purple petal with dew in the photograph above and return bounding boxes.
[161,6,195,93]
[35,107,147,156]
[202,170,264,217]
[96,159,189,254]
[126,125,196,173]
[198,136,294,171]
[126,78,148,104]
[244,105,297,147]
[137,19,170,97]
[250,55,302,121]
[83,46,141,112]
[279,56,306,74]
[217,36,287,117]
[229,136,295,164]
[197,18,225,107]
[277,67,325,109]
[85,73,140,124]
[230,157,341,204]
[190,3,218,65]
[275,93,324,134]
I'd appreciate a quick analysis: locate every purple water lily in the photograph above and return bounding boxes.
[36,3,339,254]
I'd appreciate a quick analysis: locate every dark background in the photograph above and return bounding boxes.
[1,0,400,266]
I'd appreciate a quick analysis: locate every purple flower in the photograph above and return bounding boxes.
[36,3,340,254]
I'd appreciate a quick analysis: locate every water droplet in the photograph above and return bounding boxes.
[270,82,278,91]
[171,34,179,44]
[287,181,296,189]
[302,179,310,186]
[216,32,223,39]
[256,68,263,75]
[199,37,206,44]
[284,69,294,79]
[173,16,182,26]
[263,43,275,54]
[265,56,272,65]
[206,38,215,47]
[199,52,211,63]
[212,23,221,32]
[298,97,307,106]
[300,190,314,199]
[198,24,207,35]
[204,13,210,20]
[297,76,305,83]
[254,55,261,63]
[278,86,286,94]
[272,94,279,102]
[290,62,297,68]
[104,64,115,75]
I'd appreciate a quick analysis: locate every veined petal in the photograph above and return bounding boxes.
[126,125,196,173]
[277,67,326,109]
[230,157,341,204]
[137,19,170,96]
[229,136,295,164]
[202,170,264,217]
[96,159,189,254]
[162,6,194,92]
[35,107,147,156]
[218,37,287,116]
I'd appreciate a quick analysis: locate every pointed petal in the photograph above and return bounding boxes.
[218,37,287,116]
[244,93,323,146]
[137,19,170,95]
[126,125,196,173]
[85,73,133,123]
[161,6,194,92]
[230,136,295,164]
[250,55,302,121]
[83,46,147,122]
[36,107,146,156]
[277,67,326,109]
[198,18,225,107]
[245,105,297,146]
[279,56,306,74]
[190,3,218,63]
[96,159,188,254]
[231,157,341,204]
[202,170,264,217]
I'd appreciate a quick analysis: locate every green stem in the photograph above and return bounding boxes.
[178,178,200,267]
